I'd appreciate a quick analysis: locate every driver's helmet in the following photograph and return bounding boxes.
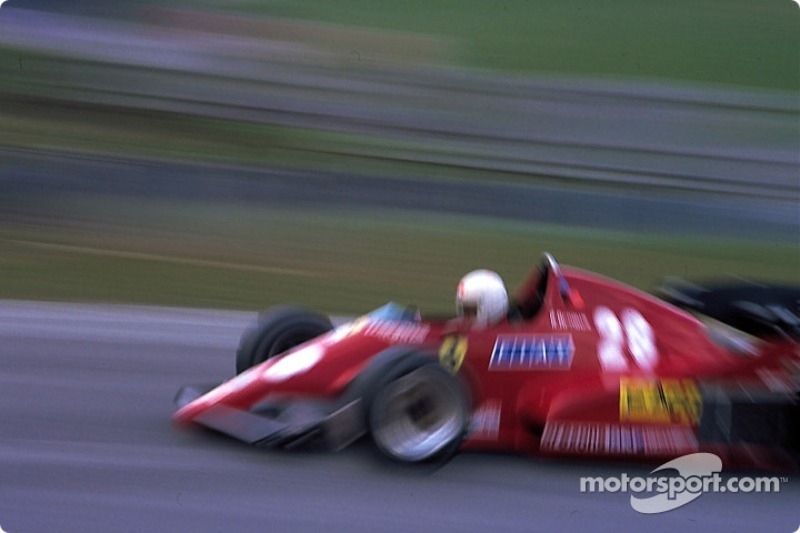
[456,269,508,326]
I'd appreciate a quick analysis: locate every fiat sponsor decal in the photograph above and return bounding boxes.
[489,334,574,370]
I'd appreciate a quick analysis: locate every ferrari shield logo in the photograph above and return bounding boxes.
[439,336,468,373]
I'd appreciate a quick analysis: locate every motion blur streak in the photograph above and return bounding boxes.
[0,3,796,531]
[0,301,797,533]
[0,6,797,210]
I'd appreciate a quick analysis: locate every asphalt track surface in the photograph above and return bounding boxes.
[0,301,798,533]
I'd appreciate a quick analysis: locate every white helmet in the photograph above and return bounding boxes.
[456,269,508,326]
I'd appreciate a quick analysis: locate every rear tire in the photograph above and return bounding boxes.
[368,358,469,464]
[235,306,332,374]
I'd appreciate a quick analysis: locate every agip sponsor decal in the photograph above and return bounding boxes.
[489,335,574,370]
[619,378,702,426]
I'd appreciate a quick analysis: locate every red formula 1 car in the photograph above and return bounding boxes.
[174,253,800,467]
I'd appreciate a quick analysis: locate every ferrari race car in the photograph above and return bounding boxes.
[174,253,800,466]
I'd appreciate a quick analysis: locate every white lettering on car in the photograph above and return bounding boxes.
[593,307,658,372]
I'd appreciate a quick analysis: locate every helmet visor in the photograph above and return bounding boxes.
[458,301,479,319]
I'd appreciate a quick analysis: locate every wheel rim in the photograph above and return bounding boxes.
[371,366,466,462]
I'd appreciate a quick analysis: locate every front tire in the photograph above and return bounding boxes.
[235,306,333,374]
[368,359,469,464]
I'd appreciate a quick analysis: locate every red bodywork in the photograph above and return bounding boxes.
[174,258,799,465]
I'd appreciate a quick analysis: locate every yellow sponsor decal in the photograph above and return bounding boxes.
[620,378,702,425]
[439,336,468,373]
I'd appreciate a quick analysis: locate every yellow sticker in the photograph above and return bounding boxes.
[439,336,468,373]
[620,378,702,425]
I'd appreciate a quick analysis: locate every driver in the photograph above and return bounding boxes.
[455,269,509,327]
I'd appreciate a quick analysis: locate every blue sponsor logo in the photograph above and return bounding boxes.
[489,335,574,370]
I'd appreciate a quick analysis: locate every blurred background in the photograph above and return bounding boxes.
[0,0,798,314]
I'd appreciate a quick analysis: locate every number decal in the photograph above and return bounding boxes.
[439,336,468,373]
[593,307,658,372]
[594,307,628,371]
[621,308,657,371]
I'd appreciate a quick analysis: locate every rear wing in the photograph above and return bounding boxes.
[659,279,800,340]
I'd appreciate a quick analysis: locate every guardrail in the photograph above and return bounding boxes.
[1,9,798,204]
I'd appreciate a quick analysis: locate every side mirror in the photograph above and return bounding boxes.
[543,252,584,309]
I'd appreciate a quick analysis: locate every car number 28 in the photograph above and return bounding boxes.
[593,306,658,372]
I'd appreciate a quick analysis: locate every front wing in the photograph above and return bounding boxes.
[174,385,366,451]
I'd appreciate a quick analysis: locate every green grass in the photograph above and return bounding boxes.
[1,6,794,313]
[233,0,799,90]
[1,197,797,313]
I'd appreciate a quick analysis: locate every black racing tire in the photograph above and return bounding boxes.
[365,353,469,464]
[235,306,333,374]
